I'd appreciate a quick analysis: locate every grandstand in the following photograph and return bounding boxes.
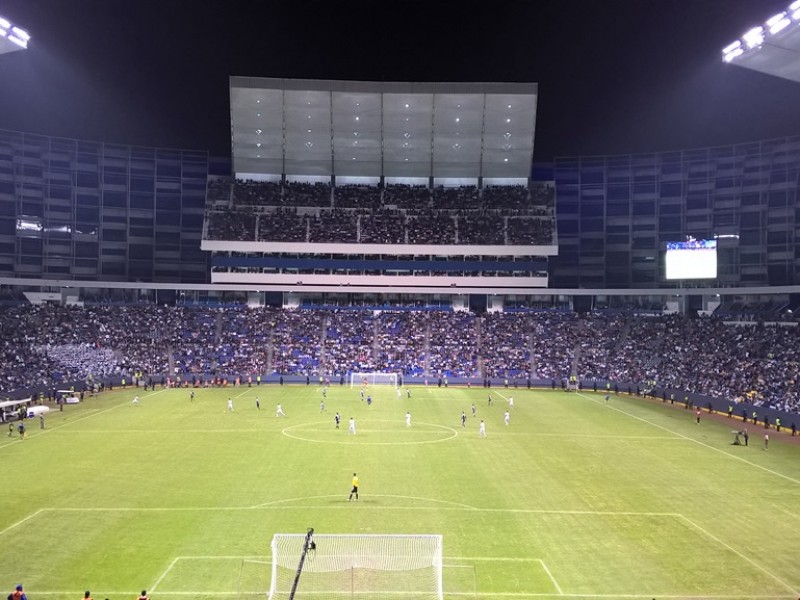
[206,78,554,294]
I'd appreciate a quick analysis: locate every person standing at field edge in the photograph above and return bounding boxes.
[349,472,359,501]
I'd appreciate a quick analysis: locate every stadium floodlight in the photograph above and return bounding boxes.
[766,12,787,27]
[8,34,26,48]
[11,26,29,41]
[723,48,745,63]
[791,0,800,11]
[769,17,791,34]
[722,41,742,55]
[742,26,764,48]
[793,8,800,21]
[0,14,29,53]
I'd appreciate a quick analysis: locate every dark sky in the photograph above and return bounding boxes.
[0,0,798,161]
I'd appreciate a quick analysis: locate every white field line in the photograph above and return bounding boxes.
[575,393,800,487]
[42,505,683,518]
[150,556,180,592]
[0,387,170,449]
[254,493,478,510]
[678,514,799,596]
[0,508,44,537]
[538,560,564,596]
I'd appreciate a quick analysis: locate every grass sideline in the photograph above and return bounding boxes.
[2,384,800,600]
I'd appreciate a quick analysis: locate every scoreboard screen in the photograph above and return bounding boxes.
[665,239,717,280]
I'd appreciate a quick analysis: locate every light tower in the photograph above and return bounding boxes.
[0,14,30,56]
[721,1,800,83]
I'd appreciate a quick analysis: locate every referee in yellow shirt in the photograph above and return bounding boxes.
[349,473,359,501]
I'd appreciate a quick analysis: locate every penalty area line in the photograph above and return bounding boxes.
[0,508,45,538]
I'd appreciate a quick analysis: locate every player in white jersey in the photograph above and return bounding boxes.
[405,411,412,427]
[276,403,285,417]
[227,398,234,412]
[349,417,356,435]
[479,419,487,437]
[504,411,510,426]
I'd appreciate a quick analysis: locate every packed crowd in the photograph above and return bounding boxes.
[2,304,800,413]
[204,182,555,245]
[206,207,554,245]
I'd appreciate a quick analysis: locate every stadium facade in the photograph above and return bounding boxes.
[0,81,798,312]
[547,136,800,290]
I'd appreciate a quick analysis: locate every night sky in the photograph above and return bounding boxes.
[1,0,799,161]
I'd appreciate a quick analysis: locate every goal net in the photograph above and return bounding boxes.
[349,372,399,388]
[269,533,443,600]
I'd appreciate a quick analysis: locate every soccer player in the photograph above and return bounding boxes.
[334,412,341,429]
[276,403,285,417]
[407,388,411,398]
[349,472,359,501]
[322,387,327,399]
[405,411,412,427]
[764,432,769,450]
[605,393,610,404]
[132,395,140,405]
[255,397,260,410]
[479,419,487,438]
[227,398,234,412]
[461,411,467,428]
[83,591,93,600]
[695,408,701,424]
[320,400,325,413]
[487,394,493,406]
[18,422,25,440]
[349,417,356,435]
[397,388,402,399]
[360,389,365,401]
[504,410,510,426]
[366,395,372,407]
[508,396,514,409]
[138,591,150,600]
[9,584,27,600]
[190,390,195,402]
[7,422,13,437]
[471,403,476,417]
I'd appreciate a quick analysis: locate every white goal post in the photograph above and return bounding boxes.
[349,372,399,388]
[269,533,443,600]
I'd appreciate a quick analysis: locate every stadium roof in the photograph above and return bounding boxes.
[722,1,800,83]
[230,77,537,180]
[0,14,29,55]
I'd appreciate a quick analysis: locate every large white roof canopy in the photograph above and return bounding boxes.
[230,77,538,180]
[722,1,800,83]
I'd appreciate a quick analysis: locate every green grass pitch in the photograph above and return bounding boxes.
[2,384,800,600]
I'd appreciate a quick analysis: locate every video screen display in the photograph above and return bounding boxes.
[665,239,717,280]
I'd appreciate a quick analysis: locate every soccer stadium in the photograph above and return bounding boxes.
[2,2,800,600]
